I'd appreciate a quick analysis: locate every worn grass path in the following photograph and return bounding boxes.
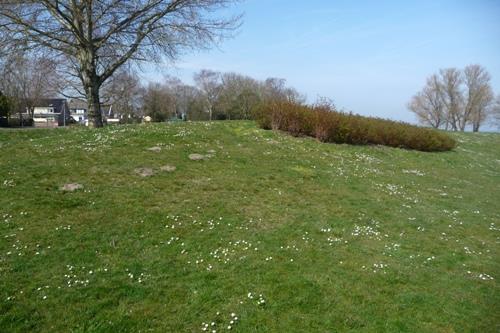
[0,121,499,332]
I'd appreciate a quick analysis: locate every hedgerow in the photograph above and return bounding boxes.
[255,101,456,151]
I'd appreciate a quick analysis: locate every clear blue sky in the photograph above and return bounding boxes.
[145,0,500,124]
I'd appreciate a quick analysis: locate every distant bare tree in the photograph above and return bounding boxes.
[438,68,463,131]
[408,74,445,128]
[218,72,261,119]
[194,69,222,121]
[0,1,240,127]
[492,94,500,129]
[102,68,142,121]
[162,78,203,120]
[463,64,494,132]
[181,87,207,121]
[0,52,61,122]
[136,70,308,122]
[236,88,261,119]
[409,65,496,131]
[141,82,176,122]
[262,78,305,104]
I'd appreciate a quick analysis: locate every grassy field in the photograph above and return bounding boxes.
[0,121,499,332]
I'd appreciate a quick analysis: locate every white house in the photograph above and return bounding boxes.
[32,99,70,127]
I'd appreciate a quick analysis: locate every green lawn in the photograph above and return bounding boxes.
[0,121,499,332]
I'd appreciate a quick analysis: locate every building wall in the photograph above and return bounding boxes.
[33,107,55,114]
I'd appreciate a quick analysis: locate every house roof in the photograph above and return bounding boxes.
[36,98,67,108]
[33,99,68,114]
[68,99,112,112]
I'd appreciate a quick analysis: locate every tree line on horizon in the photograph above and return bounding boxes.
[112,69,305,122]
[0,52,304,124]
[2,51,500,131]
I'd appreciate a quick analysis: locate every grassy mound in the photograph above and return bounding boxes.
[0,122,498,332]
[256,101,456,151]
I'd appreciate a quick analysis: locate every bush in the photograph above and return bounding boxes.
[0,92,12,118]
[254,101,456,152]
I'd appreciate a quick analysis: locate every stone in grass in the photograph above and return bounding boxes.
[135,167,154,177]
[60,183,84,192]
[147,146,162,152]
[188,153,205,161]
[160,165,176,172]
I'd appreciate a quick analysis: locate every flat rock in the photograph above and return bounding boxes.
[135,167,154,177]
[188,153,205,161]
[160,165,176,172]
[147,146,162,152]
[60,183,83,192]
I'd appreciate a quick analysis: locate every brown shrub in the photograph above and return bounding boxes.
[255,101,456,152]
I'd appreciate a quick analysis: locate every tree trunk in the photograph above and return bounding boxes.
[86,84,103,127]
[451,115,458,131]
[79,48,103,128]
[81,67,103,127]
[472,122,480,132]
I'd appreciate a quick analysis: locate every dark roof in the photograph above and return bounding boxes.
[35,99,68,114]
[36,98,66,107]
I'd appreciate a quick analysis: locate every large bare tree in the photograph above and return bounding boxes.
[0,1,240,127]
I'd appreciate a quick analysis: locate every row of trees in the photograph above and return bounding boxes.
[0,49,304,124]
[75,64,500,129]
[104,69,304,122]
[408,65,499,132]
